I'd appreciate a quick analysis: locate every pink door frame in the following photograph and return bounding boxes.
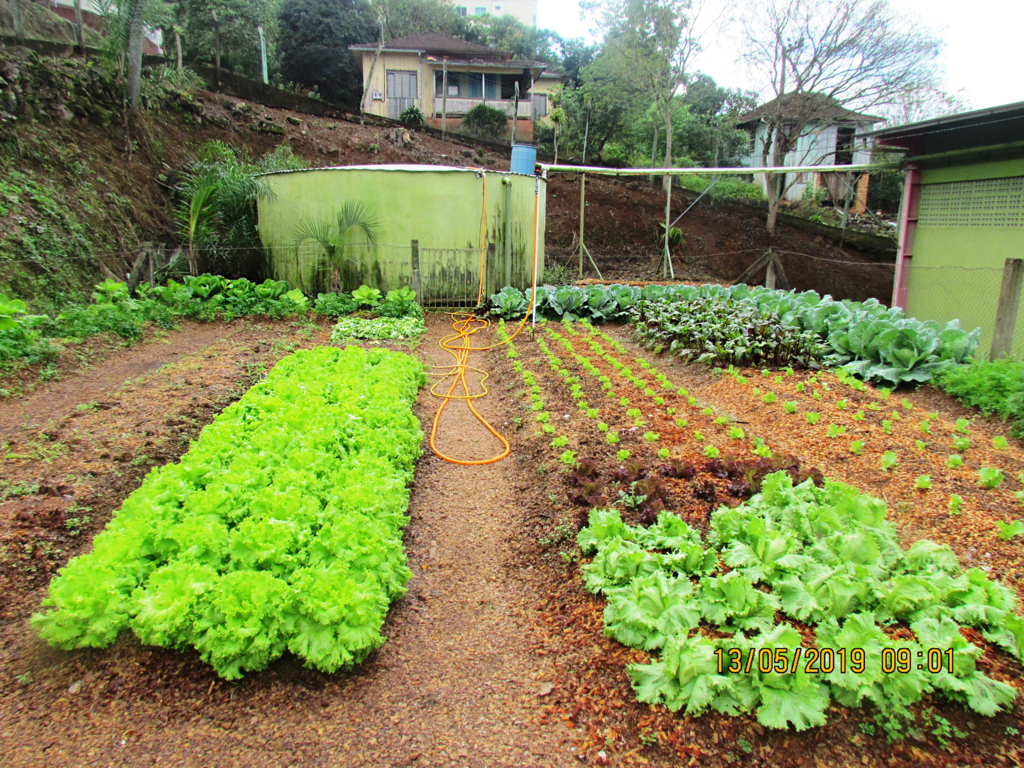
[891,165,921,309]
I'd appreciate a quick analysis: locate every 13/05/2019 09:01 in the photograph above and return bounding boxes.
[715,646,955,675]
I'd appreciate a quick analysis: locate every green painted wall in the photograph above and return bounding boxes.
[256,166,545,303]
[906,158,1024,359]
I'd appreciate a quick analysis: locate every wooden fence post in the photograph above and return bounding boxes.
[11,0,24,45]
[74,0,86,55]
[991,258,1024,360]
[410,239,421,299]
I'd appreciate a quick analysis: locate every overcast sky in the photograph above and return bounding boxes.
[536,0,1024,113]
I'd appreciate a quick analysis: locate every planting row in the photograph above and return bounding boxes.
[507,319,1024,740]
[488,283,979,386]
[0,277,424,371]
[33,346,426,679]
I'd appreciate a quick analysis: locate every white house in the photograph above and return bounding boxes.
[737,94,880,211]
[448,0,539,27]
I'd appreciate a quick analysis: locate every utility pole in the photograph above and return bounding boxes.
[11,0,24,46]
[74,0,86,55]
[257,25,268,84]
[211,10,221,88]
[441,57,448,140]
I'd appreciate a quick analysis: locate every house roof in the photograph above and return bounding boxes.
[863,100,1024,159]
[737,93,881,126]
[349,32,512,59]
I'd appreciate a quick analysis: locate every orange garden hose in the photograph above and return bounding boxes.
[428,174,542,464]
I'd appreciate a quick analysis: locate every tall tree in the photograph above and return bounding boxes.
[278,0,377,104]
[177,0,280,80]
[743,0,942,235]
[585,0,705,190]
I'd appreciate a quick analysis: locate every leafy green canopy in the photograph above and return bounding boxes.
[489,283,980,384]
[937,358,1024,440]
[578,472,1022,731]
[33,347,426,679]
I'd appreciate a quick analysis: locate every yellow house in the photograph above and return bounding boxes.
[349,32,565,142]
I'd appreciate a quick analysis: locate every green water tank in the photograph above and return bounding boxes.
[256,164,546,304]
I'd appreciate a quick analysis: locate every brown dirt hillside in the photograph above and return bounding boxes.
[0,47,893,306]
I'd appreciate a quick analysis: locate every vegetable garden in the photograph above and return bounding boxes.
[3,275,1023,766]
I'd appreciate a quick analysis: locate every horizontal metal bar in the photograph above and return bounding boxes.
[538,162,894,176]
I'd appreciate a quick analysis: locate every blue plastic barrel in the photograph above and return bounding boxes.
[510,144,537,176]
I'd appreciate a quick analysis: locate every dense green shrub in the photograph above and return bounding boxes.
[313,292,358,317]
[461,104,509,141]
[936,358,1024,439]
[400,105,426,126]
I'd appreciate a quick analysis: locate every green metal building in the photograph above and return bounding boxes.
[868,103,1024,359]
[256,165,546,304]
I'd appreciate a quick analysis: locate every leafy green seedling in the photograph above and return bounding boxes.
[996,520,1024,540]
[891,410,902,421]
[866,402,881,411]
[881,451,898,471]
[728,426,745,440]
[675,417,688,428]
[947,454,963,468]
[849,440,864,456]
[551,436,569,447]
[795,383,805,393]
[762,392,777,404]
[948,494,963,515]
[916,440,928,451]
[542,424,555,434]
[753,445,772,458]
[714,415,730,425]
[620,396,630,407]
[752,387,761,396]
[702,407,715,416]
[979,467,1004,488]
[597,422,609,432]
[878,387,891,401]
[761,369,771,377]
[915,475,932,491]
[688,396,698,406]
[919,420,932,435]
[993,436,1008,450]
[808,376,818,384]
[678,387,688,396]
[882,420,893,434]
[774,376,783,384]
[805,412,820,425]
[735,375,748,385]
[616,449,630,461]
[654,396,665,405]
[784,367,794,377]
[606,432,620,445]
[812,390,822,400]
[644,431,660,443]
[826,424,845,438]
[954,437,970,452]
[928,412,939,421]
[666,407,676,416]
[536,412,550,423]
[626,408,641,419]
[902,398,913,410]
[693,430,705,442]
[559,450,578,468]
[836,399,848,410]
[783,401,797,414]
[852,410,865,421]
[657,448,670,460]
[704,445,721,458]
[586,408,599,419]
[954,418,970,435]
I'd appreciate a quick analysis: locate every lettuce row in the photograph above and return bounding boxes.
[578,473,1022,730]
[33,346,425,679]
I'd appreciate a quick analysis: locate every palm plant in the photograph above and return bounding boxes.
[292,202,380,294]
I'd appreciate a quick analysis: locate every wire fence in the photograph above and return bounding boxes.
[905,265,1024,361]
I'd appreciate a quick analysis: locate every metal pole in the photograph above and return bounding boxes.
[582,111,589,166]
[511,80,519,146]
[442,58,448,141]
[538,161,888,176]
[257,25,268,84]
[531,176,540,327]
[668,176,720,230]
[578,173,586,279]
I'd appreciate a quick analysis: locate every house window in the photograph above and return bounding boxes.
[494,4,502,13]
[485,74,499,100]
[533,93,547,117]
[748,129,757,153]
[456,6,467,16]
[918,177,1024,228]
[475,7,486,15]
[836,127,855,165]
[466,73,483,99]
[435,72,463,98]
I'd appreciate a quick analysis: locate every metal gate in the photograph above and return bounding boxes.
[386,71,417,119]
